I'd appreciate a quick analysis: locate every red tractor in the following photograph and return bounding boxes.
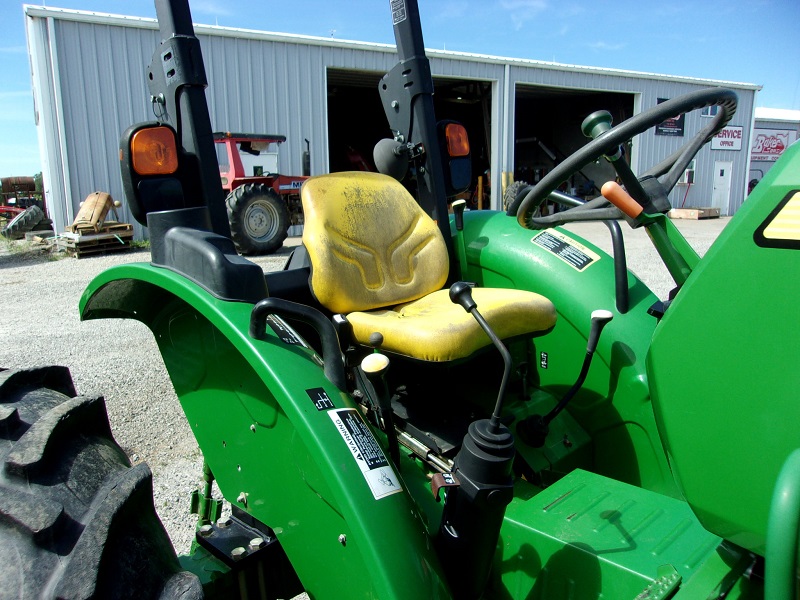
[215,132,309,255]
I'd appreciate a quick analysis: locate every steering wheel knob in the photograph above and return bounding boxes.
[582,110,614,140]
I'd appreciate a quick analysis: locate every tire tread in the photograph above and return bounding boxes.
[0,366,203,600]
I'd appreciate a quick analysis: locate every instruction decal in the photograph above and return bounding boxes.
[266,315,305,346]
[307,388,335,411]
[531,230,600,271]
[390,0,407,24]
[328,408,402,500]
[267,315,324,368]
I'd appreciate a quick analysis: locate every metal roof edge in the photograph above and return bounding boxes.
[23,4,159,30]
[425,48,762,92]
[754,107,800,123]
[23,4,762,92]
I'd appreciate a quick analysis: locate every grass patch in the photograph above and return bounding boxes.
[0,236,32,254]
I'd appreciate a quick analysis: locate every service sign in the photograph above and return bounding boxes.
[711,126,743,150]
[751,128,797,162]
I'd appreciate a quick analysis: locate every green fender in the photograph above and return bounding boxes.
[80,263,449,599]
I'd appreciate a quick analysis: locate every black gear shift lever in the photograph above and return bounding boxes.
[449,281,512,434]
[518,309,614,448]
[436,281,516,598]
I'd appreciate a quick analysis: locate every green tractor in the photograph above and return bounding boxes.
[2,1,798,598]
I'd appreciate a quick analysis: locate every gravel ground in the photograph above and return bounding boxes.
[0,237,297,556]
[0,216,730,559]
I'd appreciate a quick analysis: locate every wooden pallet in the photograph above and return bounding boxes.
[69,221,132,235]
[55,228,134,258]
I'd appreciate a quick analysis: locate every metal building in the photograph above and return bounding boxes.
[25,5,761,239]
[749,107,800,191]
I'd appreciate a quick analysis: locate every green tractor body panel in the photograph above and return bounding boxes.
[647,142,800,556]
[69,1,800,595]
[492,469,726,599]
[454,210,678,497]
[80,264,450,599]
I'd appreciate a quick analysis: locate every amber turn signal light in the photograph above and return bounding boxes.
[445,123,469,157]
[130,126,179,175]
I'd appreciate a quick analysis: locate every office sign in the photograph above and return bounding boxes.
[711,126,743,150]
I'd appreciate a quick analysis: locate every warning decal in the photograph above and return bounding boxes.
[532,230,600,271]
[754,190,800,250]
[328,408,402,500]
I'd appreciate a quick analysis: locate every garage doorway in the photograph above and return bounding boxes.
[512,86,634,200]
[326,68,492,198]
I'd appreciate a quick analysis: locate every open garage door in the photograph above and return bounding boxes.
[513,86,634,201]
[327,68,491,204]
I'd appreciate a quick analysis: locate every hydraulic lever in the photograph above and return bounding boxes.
[518,309,613,448]
[435,281,516,599]
[449,281,512,434]
[360,340,401,471]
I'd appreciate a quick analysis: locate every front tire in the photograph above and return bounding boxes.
[226,184,289,255]
[503,180,534,214]
[0,366,202,600]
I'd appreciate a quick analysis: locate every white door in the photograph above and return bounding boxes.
[712,161,733,212]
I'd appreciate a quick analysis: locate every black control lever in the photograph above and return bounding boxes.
[518,309,614,448]
[437,281,516,598]
[360,335,401,471]
[449,281,512,434]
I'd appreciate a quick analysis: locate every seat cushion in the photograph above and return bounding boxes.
[347,287,557,362]
[301,172,449,314]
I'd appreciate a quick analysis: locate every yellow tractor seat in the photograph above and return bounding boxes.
[301,171,556,362]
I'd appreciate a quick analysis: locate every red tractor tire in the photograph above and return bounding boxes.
[226,184,289,255]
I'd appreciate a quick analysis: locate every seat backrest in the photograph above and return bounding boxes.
[301,172,449,315]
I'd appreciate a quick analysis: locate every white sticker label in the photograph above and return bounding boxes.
[532,229,600,271]
[328,408,402,500]
[390,0,407,24]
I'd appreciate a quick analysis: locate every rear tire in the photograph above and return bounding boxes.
[1,205,44,239]
[227,184,289,255]
[0,366,203,600]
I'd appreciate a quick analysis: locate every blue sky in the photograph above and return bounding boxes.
[2,0,798,178]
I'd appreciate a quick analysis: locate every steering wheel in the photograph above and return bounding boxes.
[508,87,738,229]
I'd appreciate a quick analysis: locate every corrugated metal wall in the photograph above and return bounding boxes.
[507,64,757,214]
[26,6,758,238]
[750,116,800,184]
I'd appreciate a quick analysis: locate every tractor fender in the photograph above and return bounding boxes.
[80,263,449,599]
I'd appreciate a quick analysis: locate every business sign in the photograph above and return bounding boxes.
[655,98,685,137]
[711,126,743,150]
[751,128,797,162]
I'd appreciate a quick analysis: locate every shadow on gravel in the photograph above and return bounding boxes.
[0,238,300,272]
[0,241,153,270]
[0,242,60,269]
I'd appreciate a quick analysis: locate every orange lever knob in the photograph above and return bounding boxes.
[601,181,643,219]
